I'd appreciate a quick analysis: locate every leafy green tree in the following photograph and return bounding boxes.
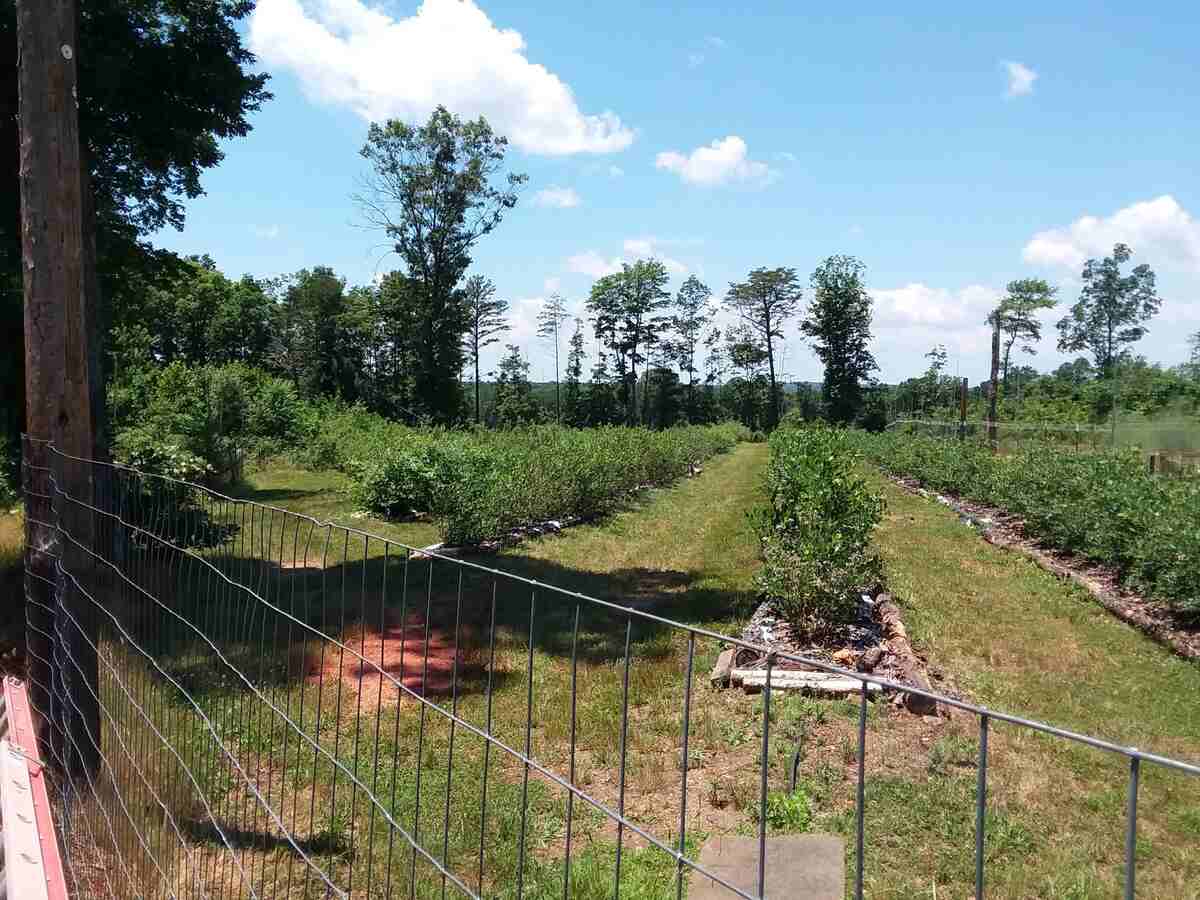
[1,0,271,458]
[461,275,509,423]
[537,293,570,422]
[492,344,542,427]
[921,344,949,413]
[586,260,672,424]
[357,107,527,423]
[1057,244,1161,377]
[801,255,878,424]
[272,268,364,401]
[563,319,588,426]
[988,278,1058,387]
[725,324,769,428]
[669,275,714,422]
[725,267,802,428]
[586,351,622,426]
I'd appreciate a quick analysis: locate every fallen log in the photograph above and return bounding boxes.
[875,594,938,715]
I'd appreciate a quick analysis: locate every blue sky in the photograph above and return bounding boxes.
[152,0,1200,384]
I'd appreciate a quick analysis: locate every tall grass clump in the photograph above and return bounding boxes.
[350,422,749,545]
[855,431,1200,619]
[754,424,884,636]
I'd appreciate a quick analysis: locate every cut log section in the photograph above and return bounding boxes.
[731,669,883,696]
[875,594,938,715]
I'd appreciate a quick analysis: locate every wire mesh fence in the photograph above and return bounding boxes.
[20,435,1200,899]
[887,417,1200,469]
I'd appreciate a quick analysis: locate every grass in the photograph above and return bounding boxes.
[860,469,1200,898]
[70,445,773,898]
[34,445,1200,898]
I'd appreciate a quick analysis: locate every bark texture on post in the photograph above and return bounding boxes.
[987,318,1001,450]
[17,0,101,781]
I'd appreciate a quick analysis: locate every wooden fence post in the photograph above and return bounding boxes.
[17,0,101,780]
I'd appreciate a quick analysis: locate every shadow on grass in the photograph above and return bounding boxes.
[179,817,351,857]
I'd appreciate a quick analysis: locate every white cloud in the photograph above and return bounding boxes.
[622,238,687,275]
[251,224,280,239]
[1003,60,1037,98]
[249,0,634,155]
[543,276,561,293]
[655,136,775,186]
[608,165,624,177]
[871,283,1003,360]
[566,237,689,280]
[567,250,623,279]
[1022,195,1200,272]
[533,186,581,208]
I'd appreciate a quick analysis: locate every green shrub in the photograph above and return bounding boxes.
[349,422,749,545]
[853,431,1200,619]
[110,362,306,482]
[755,425,884,636]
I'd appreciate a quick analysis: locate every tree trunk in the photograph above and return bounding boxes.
[554,320,561,424]
[988,317,1000,449]
[474,345,481,425]
[764,328,779,430]
[18,0,100,780]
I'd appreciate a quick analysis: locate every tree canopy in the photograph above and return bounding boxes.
[989,278,1058,386]
[356,107,526,423]
[725,267,801,429]
[1057,244,1160,377]
[801,255,878,424]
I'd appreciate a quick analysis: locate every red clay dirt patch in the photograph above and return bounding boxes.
[305,610,481,711]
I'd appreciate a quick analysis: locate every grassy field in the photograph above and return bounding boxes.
[20,447,1200,898]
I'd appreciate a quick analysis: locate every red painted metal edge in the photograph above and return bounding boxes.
[4,676,70,900]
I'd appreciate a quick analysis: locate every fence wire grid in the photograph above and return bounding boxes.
[19,435,1200,899]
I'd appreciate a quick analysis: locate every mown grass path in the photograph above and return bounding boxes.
[866,470,1200,899]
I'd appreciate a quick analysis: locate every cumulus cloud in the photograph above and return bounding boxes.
[871,283,1003,358]
[1022,195,1200,272]
[567,250,623,279]
[1003,60,1037,97]
[622,238,687,275]
[655,136,775,186]
[249,0,634,155]
[566,237,689,280]
[533,186,581,208]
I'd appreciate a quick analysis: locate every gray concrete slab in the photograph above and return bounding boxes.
[687,834,844,900]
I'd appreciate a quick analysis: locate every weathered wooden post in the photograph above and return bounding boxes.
[17,0,101,780]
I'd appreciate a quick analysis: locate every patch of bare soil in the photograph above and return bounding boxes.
[305,609,482,712]
[889,475,1200,662]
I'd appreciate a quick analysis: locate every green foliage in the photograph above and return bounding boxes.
[347,421,750,545]
[990,278,1058,385]
[758,787,814,833]
[586,260,673,425]
[725,267,802,428]
[801,255,878,424]
[110,362,305,481]
[357,107,527,424]
[1057,243,1161,376]
[493,345,544,427]
[755,424,885,635]
[855,431,1200,617]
